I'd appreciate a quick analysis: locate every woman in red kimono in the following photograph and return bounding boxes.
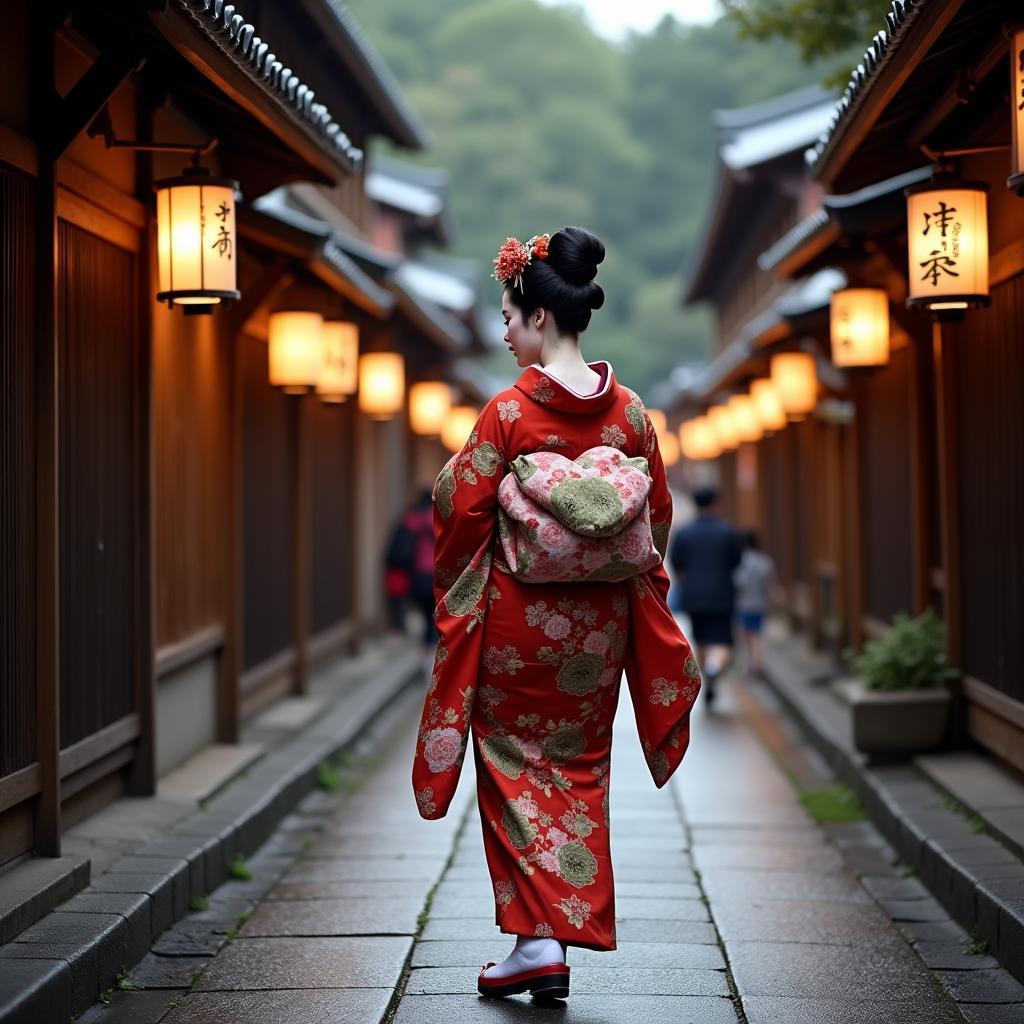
[412,226,700,1001]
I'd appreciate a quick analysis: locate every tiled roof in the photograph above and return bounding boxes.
[173,0,364,173]
[805,0,929,174]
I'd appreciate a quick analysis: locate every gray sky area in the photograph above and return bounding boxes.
[537,0,721,39]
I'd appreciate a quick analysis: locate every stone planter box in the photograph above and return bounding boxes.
[836,679,951,756]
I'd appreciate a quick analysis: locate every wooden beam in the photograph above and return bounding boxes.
[843,379,865,652]
[908,331,932,615]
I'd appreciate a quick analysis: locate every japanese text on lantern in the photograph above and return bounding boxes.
[919,201,959,287]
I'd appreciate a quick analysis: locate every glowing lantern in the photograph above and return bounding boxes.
[905,180,989,318]
[830,289,889,367]
[771,352,817,419]
[268,311,324,394]
[727,394,763,443]
[660,430,680,467]
[647,409,667,436]
[409,381,452,436]
[680,416,720,461]
[704,404,736,451]
[1010,27,1024,194]
[358,352,405,420]
[441,405,478,453]
[316,321,359,403]
[155,168,240,312]
[750,378,787,432]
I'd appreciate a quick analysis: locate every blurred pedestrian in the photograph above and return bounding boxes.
[383,515,414,634]
[733,529,775,679]
[403,487,437,654]
[412,226,700,1002]
[668,485,741,704]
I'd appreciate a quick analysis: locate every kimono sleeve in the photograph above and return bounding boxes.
[623,406,701,791]
[412,400,506,821]
[641,410,673,604]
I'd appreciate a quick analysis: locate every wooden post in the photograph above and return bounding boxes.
[292,395,311,693]
[932,320,964,745]
[127,93,156,795]
[908,331,932,616]
[32,7,60,856]
[843,379,865,653]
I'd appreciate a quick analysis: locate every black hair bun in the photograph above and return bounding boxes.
[547,226,605,287]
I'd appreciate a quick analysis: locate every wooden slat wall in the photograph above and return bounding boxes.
[241,334,295,670]
[1,164,37,777]
[760,430,796,588]
[57,221,137,748]
[153,319,231,647]
[954,275,1024,704]
[717,450,738,523]
[860,348,913,622]
[308,398,355,634]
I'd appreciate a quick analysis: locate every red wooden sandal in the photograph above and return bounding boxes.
[477,961,571,1000]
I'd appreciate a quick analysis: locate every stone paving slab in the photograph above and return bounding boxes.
[278,857,440,883]
[239,895,423,936]
[392,993,740,1024]
[128,951,210,988]
[418,915,719,945]
[699,867,871,904]
[161,988,394,1023]
[77,987,178,1024]
[692,842,845,871]
[726,939,947,1001]
[195,935,412,990]
[743,996,967,1024]
[959,1005,1024,1024]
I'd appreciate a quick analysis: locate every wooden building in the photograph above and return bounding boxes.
[674,0,1024,773]
[0,0,473,868]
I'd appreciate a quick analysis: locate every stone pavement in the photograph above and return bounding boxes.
[79,668,1024,1024]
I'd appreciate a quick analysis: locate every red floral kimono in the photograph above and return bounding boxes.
[412,361,700,951]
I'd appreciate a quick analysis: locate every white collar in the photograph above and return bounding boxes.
[529,360,613,399]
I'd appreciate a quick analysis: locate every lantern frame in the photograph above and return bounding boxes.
[154,166,241,312]
[904,178,990,320]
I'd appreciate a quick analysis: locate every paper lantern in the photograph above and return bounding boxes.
[771,352,817,419]
[750,378,787,432]
[660,430,680,467]
[905,180,989,317]
[316,321,359,403]
[441,405,478,453]
[268,311,324,394]
[155,168,240,312]
[680,417,720,461]
[830,289,890,367]
[647,409,667,436]
[409,381,452,435]
[1010,28,1024,194]
[727,394,764,443]
[358,352,405,419]
[707,405,739,451]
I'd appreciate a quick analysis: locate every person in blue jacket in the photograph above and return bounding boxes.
[668,486,742,704]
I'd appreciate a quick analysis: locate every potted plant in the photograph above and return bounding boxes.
[837,609,957,756]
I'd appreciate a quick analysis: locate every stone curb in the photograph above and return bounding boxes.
[760,653,1024,988]
[0,646,423,1024]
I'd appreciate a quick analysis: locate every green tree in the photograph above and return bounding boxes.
[721,0,891,84]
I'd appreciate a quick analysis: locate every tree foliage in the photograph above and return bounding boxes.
[721,0,892,86]
[348,0,849,397]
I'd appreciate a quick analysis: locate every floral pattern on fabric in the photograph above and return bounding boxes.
[412,361,701,952]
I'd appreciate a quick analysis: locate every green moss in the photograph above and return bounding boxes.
[229,854,253,881]
[189,895,209,912]
[798,783,865,822]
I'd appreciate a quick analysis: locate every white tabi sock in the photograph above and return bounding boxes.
[481,936,565,979]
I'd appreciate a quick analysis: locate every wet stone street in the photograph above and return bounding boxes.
[80,673,1017,1024]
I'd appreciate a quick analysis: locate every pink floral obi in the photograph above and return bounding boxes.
[496,445,662,584]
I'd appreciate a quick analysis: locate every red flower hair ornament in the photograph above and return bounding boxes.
[492,233,550,290]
